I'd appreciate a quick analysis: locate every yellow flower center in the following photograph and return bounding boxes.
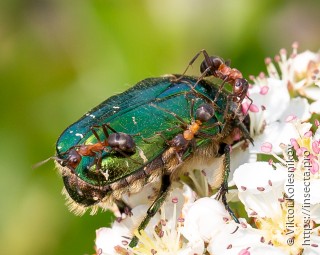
[255,203,307,255]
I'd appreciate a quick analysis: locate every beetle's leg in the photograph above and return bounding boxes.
[129,174,171,247]
[216,144,239,223]
[114,199,133,222]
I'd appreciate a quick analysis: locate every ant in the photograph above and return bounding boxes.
[151,99,221,165]
[59,124,136,173]
[35,124,136,174]
[181,50,252,113]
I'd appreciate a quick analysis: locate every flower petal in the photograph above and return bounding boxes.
[280,97,311,122]
[310,100,320,114]
[95,225,131,255]
[207,222,287,255]
[304,86,320,101]
[250,78,290,123]
[233,162,287,217]
[182,197,230,243]
[286,179,320,205]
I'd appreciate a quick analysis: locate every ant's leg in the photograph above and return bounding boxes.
[180,80,223,113]
[101,124,110,139]
[196,121,223,139]
[90,125,102,142]
[112,147,143,166]
[200,121,222,130]
[172,49,213,83]
[114,199,133,221]
[240,96,253,116]
[213,76,229,104]
[141,125,183,144]
[95,151,103,170]
[149,103,187,127]
[181,49,212,77]
[189,98,195,122]
[102,123,118,134]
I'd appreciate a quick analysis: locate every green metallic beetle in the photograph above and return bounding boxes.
[54,70,252,246]
[55,48,254,241]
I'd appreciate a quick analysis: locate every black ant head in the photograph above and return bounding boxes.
[61,148,82,170]
[33,149,77,170]
[233,78,249,101]
[200,56,224,77]
[39,148,81,171]
[170,133,188,149]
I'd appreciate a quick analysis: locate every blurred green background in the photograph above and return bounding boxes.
[0,0,319,254]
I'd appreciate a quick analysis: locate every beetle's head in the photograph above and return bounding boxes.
[57,173,111,215]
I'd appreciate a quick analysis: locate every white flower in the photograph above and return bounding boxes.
[93,44,320,255]
[284,122,320,205]
[309,69,320,114]
[95,185,199,255]
[182,197,231,244]
[233,162,287,217]
[245,73,310,154]
[241,43,320,154]
[233,161,320,255]
[264,42,320,98]
[207,221,288,255]
[258,119,320,205]
[95,204,149,255]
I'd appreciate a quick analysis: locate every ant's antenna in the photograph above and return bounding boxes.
[32,156,62,169]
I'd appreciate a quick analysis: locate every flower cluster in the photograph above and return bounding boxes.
[95,43,320,255]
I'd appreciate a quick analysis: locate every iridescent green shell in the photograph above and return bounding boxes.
[56,75,239,211]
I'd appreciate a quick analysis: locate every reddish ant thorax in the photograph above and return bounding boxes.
[217,64,243,84]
